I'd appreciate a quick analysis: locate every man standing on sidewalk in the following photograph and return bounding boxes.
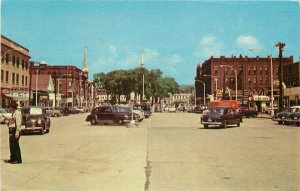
[4,101,22,164]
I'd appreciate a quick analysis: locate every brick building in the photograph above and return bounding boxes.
[195,55,294,111]
[283,61,300,106]
[1,35,31,107]
[30,62,91,107]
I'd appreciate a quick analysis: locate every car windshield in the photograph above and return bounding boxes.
[0,108,8,113]
[291,108,300,112]
[209,108,224,114]
[29,108,43,115]
[118,106,132,112]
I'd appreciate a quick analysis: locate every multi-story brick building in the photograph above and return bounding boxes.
[283,61,300,106]
[195,55,294,111]
[30,62,92,107]
[1,35,31,107]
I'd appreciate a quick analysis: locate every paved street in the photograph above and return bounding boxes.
[1,112,300,191]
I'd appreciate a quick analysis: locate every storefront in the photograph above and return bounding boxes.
[249,95,270,112]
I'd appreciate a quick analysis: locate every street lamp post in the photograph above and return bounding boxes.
[249,48,274,116]
[220,65,237,101]
[35,70,39,106]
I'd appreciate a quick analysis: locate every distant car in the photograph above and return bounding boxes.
[86,105,137,125]
[0,108,12,124]
[201,106,242,128]
[286,106,300,126]
[186,106,195,113]
[273,106,300,125]
[168,106,176,112]
[237,107,258,118]
[133,108,145,122]
[194,105,207,113]
[21,106,51,134]
[45,107,62,117]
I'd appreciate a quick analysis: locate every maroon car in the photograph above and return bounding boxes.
[86,105,138,125]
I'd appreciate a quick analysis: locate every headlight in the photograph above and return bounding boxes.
[37,119,42,125]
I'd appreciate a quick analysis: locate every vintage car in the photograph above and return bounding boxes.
[272,106,300,125]
[237,107,258,118]
[286,106,300,126]
[45,107,62,117]
[194,105,207,114]
[273,106,300,125]
[21,106,51,134]
[86,105,138,125]
[168,106,176,112]
[200,100,242,129]
[0,108,11,124]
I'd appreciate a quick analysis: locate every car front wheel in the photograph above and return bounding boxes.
[90,118,97,125]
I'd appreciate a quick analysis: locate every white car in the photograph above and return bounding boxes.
[0,108,12,124]
[168,106,176,112]
[133,109,145,121]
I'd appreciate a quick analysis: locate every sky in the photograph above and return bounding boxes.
[1,0,300,85]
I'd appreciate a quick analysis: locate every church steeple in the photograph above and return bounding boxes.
[82,47,88,78]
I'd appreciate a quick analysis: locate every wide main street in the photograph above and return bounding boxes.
[1,112,300,191]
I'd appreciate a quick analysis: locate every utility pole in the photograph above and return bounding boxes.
[276,42,285,112]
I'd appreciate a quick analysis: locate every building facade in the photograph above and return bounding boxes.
[1,35,31,107]
[283,61,300,106]
[30,62,91,107]
[195,55,294,111]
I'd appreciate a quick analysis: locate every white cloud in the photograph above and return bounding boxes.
[194,35,223,58]
[236,35,260,49]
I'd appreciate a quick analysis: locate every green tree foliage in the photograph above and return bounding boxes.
[93,68,179,104]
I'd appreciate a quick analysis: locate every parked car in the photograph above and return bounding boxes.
[133,108,145,122]
[86,105,137,125]
[194,105,207,114]
[45,107,62,117]
[286,106,300,126]
[237,107,258,118]
[273,106,300,125]
[21,106,51,134]
[55,107,69,116]
[0,108,12,124]
[265,105,279,114]
[201,106,242,128]
[168,106,176,112]
[186,106,195,113]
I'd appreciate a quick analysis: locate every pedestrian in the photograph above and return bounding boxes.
[4,101,22,164]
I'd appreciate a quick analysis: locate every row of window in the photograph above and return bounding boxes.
[173,95,191,100]
[214,67,278,76]
[1,70,28,86]
[1,51,29,70]
[213,77,269,87]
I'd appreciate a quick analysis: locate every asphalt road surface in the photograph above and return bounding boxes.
[1,112,299,191]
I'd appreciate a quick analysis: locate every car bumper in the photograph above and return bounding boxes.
[201,121,222,125]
